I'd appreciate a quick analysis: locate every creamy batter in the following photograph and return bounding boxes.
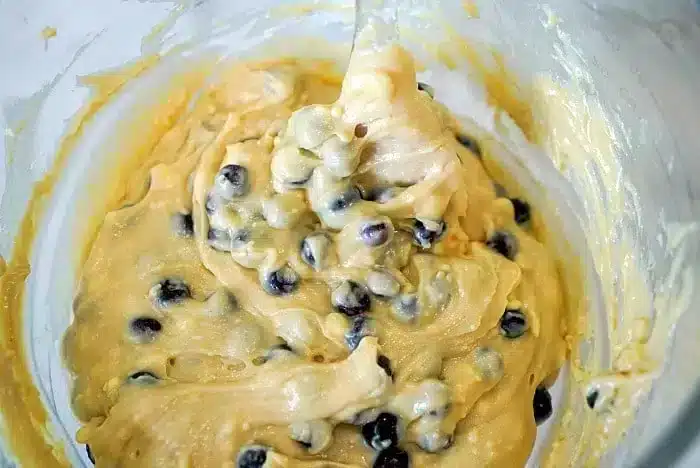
[62,45,566,467]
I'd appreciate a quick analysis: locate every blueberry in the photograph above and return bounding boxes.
[301,240,315,266]
[263,266,299,296]
[586,389,599,409]
[510,198,531,224]
[412,219,446,249]
[392,294,419,323]
[332,281,371,316]
[486,230,518,260]
[368,186,403,204]
[208,228,232,252]
[456,133,481,157]
[534,386,553,425]
[149,278,191,307]
[499,308,528,338]
[417,81,434,98]
[216,164,249,199]
[362,413,400,451]
[373,447,410,468]
[300,233,331,271]
[236,445,267,468]
[172,212,194,237]
[85,444,95,465]
[345,315,375,350]
[128,371,159,385]
[377,355,393,378]
[328,186,362,212]
[360,221,390,247]
[129,317,162,343]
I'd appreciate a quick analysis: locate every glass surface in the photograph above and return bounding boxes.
[1,1,699,466]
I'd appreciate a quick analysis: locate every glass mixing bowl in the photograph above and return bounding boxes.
[1,0,699,466]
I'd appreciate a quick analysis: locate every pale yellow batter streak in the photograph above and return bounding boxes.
[63,46,566,467]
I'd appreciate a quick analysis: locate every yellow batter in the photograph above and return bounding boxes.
[62,45,566,467]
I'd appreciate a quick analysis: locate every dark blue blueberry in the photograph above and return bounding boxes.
[377,355,393,379]
[360,221,390,247]
[373,447,410,468]
[486,230,518,260]
[236,445,268,468]
[173,212,194,237]
[217,164,249,199]
[301,239,316,267]
[412,219,446,249]
[150,278,191,306]
[417,81,434,98]
[263,266,299,296]
[332,280,371,316]
[86,444,95,465]
[456,133,481,157]
[328,186,362,212]
[208,228,232,252]
[345,315,375,350]
[586,389,599,409]
[510,198,531,224]
[499,308,528,339]
[128,371,159,385]
[534,386,553,425]
[300,233,330,270]
[363,413,400,451]
[158,279,190,302]
[129,317,162,342]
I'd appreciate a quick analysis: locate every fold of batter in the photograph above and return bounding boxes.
[63,45,567,467]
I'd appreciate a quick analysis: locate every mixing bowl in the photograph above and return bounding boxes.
[1,0,699,466]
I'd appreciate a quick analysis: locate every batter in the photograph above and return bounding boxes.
[63,45,566,467]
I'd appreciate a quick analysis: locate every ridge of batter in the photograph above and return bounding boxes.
[63,45,566,467]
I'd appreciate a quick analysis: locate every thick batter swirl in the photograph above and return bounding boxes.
[63,46,566,467]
